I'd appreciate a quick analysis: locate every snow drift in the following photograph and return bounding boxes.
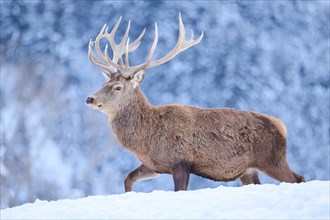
[1,180,329,219]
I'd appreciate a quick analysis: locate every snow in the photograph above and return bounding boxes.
[1,181,329,219]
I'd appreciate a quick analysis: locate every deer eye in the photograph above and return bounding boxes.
[115,86,122,91]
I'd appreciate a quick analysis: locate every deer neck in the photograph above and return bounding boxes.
[111,87,154,152]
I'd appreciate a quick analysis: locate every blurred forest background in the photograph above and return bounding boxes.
[1,0,329,209]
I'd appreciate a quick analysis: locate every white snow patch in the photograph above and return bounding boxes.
[1,181,329,219]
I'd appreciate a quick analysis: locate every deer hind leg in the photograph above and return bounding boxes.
[240,168,261,185]
[261,160,305,183]
[124,164,159,192]
[292,171,305,183]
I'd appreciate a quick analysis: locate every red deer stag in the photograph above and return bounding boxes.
[86,14,304,192]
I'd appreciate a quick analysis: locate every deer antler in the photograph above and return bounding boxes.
[88,13,204,78]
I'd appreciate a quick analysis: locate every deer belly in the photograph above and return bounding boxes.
[191,165,245,181]
[134,153,172,174]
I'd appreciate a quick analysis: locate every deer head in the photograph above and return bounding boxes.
[86,14,203,118]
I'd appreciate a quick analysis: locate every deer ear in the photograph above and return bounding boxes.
[131,70,145,88]
[101,71,111,81]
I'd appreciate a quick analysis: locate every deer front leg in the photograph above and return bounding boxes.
[172,162,190,191]
[124,164,159,192]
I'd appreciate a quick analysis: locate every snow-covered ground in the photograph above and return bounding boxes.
[1,181,329,219]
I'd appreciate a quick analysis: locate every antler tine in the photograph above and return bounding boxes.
[144,12,203,69]
[94,24,108,61]
[128,28,146,52]
[122,23,158,77]
[178,12,186,43]
[125,38,130,71]
[103,44,117,73]
[120,20,131,48]
[145,23,159,64]
[107,16,122,48]
[190,29,194,41]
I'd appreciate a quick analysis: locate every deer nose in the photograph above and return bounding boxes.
[86,97,94,104]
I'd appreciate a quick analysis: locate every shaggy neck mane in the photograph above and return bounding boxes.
[111,87,154,152]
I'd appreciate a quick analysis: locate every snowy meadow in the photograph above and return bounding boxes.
[1,181,329,219]
[0,0,329,215]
